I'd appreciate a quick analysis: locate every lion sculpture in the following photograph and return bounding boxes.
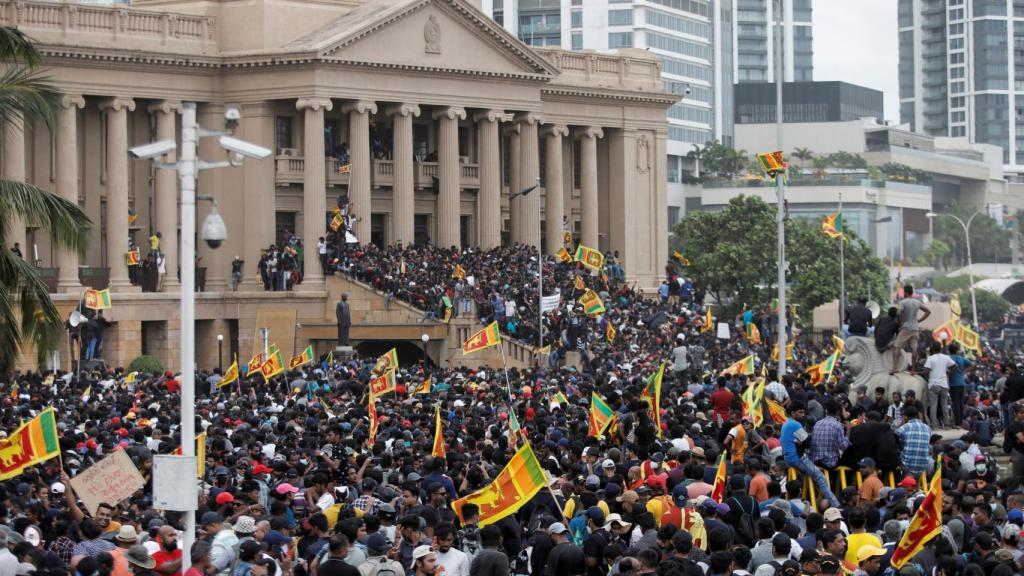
[842,335,926,412]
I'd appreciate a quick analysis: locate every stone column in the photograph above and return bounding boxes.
[433,106,466,248]
[508,125,521,243]
[56,96,86,291]
[515,113,542,249]
[149,100,180,290]
[474,109,504,249]
[296,98,333,288]
[3,114,26,257]
[342,99,377,245]
[387,103,420,247]
[240,101,276,290]
[543,123,568,256]
[100,97,136,290]
[578,126,603,249]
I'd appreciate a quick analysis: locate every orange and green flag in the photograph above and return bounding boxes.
[589,393,615,438]
[821,212,843,239]
[550,391,568,410]
[247,352,263,375]
[757,150,787,176]
[890,466,942,569]
[579,289,605,316]
[771,342,794,362]
[260,350,285,381]
[0,407,60,480]
[746,323,761,344]
[574,275,586,291]
[765,398,788,425]
[574,244,605,271]
[413,378,432,395]
[462,322,501,355]
[741,378,765,428]
[451,443,547,527]
[369,369,397,398]
[556,247,573,263]
[289,345,313,369]
[432,404,446,459]
[374,348,399,374]
[452,264,467,280]
[84,288,111,310]
[709,452,728,503]
[720,355,755,377]
[956,323,982,354]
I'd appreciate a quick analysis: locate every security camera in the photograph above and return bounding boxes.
[202,205,227,249]
[128,140,176,160]
[219,135,271,160]
[684,83,692,96]
[224,105,241,133]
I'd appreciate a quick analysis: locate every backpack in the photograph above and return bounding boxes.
[363,558,401,576]
[510,545,533,576]
[457,525,482,561]
[728,495,758,548]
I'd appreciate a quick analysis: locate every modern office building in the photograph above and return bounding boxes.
[898,0,1024,171]
[1,0,674,372]
[734,0,813,83]
[735,81,883,125]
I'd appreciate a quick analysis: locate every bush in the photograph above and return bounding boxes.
[128,355,164,376]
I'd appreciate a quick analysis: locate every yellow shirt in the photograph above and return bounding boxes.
[845,532,882,566]
[149,235,160,251]
[564,497,608,520]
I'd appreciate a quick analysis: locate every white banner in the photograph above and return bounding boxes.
[541,294,561,313]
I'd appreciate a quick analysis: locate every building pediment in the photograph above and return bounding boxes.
[283,0,559,78]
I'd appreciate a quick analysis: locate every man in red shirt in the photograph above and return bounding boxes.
[163,371,180,394]
[709,377,735,425]
[151,525,182,576]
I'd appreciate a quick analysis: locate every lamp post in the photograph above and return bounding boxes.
[927,210,981,328]
[217,334,223,373]
[128,102,271,571]
[421,334,430,367]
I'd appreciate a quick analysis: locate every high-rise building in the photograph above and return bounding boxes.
[898,0,1024,169]
[733,0,813,83]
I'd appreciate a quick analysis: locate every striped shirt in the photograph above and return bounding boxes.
[896,418,933,476]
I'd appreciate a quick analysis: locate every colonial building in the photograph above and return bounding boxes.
[3,0,674,371]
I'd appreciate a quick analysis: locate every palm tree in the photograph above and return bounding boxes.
[686,143,706,178]
[0,27,91,373]
[792,147,814,167]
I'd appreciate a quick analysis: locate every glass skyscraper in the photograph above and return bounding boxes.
[734,0,813,83]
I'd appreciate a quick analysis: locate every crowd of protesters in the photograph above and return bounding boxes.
[4,243,1024,576]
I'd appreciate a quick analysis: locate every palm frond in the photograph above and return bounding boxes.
[0,27,44,67]
[0,180,91,256]
[0,246,63,374]
[0,66,61,131]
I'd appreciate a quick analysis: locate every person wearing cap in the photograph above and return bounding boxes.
[411,545,437,576]
[108,525,140,576]
[123,544,158,576]
[844,508,881,567]
[818,555,842,576]
[360,532,404,576]
[798,549,821,575]
[202,511,237,576]
[781,403,842,509]
[353,477,381,517]
[544,522,585,576]
[151,525,182,576]
[580,506,610,575]
[853,545,887,576]
[857,458,883,505]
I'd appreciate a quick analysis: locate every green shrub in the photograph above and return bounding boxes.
[128,355,164,376]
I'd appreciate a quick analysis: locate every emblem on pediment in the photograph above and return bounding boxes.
[424,14,442,54]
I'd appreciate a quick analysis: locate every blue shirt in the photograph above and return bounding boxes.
[780,418,806,465]
[950,355,972,388]
[896,419,933,476]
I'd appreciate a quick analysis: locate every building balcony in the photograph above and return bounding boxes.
[274,156,481,188]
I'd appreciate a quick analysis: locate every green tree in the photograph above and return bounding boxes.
[791,147,814,167]
[0,28,90,374]
[686,143,706,179]
[674,196,888,315]
[932,202,1010,265]
[931,273,982,293]
[925,238,951,269]
[700,140,749,179]
[957,288,1011,324]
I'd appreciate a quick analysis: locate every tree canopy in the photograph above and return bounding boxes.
[932,201,1011,266]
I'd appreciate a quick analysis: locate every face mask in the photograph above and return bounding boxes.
[899,520,910,531]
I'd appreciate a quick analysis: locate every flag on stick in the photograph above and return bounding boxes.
[720,355,755,377]
[821,213,843,239]
[462,322,501,355]
[260,350,284,381]
[589,393,615,438]
[374,348,399,374]
[247,352,264,375]
[289,345,313,369]
[574,245,605,271]
[452,264,467,280]
[84,288,111,310]
[746,323,761,344]
[219,357,239,388]
[765,398,787,425]
[451,443,547,527]
[771,342,794,362]
[369,370,397,398]
[709,452,728,502]
[701,306,713,334]
[889,466,942,569]
[556,247,572,263]
[606,322,616,343]
[579,289,605,316]
[413,378,432,395]
[0,408,60,481]
[432,404,446,459]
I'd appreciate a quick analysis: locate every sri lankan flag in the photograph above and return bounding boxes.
[508,411,523,448]
[432,404,446,459]
[746,323,761,344]
[720,355,755,377]
[247,352,264,375]
[413,378,432,395]
[289,345,313,369]
[646,362,665,438]
[462,322,501,355]
[589,393,615,438]
[563,231,572,245]
[451,443,547,527]
[0,408,60,481]
[219,357,239,388]
[330,209,344,232]
[757,150,786,176]
[606,322,616,343]
[126,250,141,266]
[368,399,379,445]
[374,348,399,374]
[701,306,713,334]
[574,244,605,271]
[369,369,397,398]
[771,342,794,362]
[84,288,111,310]
[556,247,572,263]
[821,212,843,239]
[932,319,956,344]
[579,289,605,316]
[574,275,586,290]
[956,323,982,354]
[741,378,765,428]
[550,391,568,410]
[260,350,285,381]
[890,466,942,569]
[709,452,728,503]
[672,250,689,266]
[806,350,839,385]
[452,264,467,280]
[765,398,787,425]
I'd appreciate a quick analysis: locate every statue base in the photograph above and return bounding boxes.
[334,346,355,363]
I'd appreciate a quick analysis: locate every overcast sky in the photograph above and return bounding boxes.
[813,0,899,124]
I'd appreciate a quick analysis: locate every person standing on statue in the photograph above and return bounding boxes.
[336,293,351,347]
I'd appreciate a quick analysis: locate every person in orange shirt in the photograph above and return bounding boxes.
[727,416,752,465]
[747,458,770,503]
[109,525,140,576]
[857,457,884,506]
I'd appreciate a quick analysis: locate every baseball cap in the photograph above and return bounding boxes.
[275,483,300,495]
[200,511,224,526]
[548,522,568,535]
[820,556,841,574]
[215,492,235,505]
[412,545,433,561]
[264,531,290,547]
[602,459,616,469]
[858,457,876,468]
[585,506,605,523]
[365,533,391,551]
[855,545,888,563]
[800,549,821,563]
[823,508,843,522]
[617,490,639,504]
[897,476,918,489]
[772,533,791,550]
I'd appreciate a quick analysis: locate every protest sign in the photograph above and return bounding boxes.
[68,450,145,516]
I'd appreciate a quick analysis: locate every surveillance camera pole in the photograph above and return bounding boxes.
[131,101,268,572]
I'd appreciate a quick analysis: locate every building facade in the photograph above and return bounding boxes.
[735,81,884,125]
[2,0,674,371]
[898,0,1024,171]
[734,0,812,83]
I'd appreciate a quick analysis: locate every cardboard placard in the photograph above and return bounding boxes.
[68,450,145,516]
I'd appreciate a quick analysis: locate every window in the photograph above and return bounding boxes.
[659,56,712,81]
[609,32,633,48]
[952,126,966,137]
[951,111,966,122]
[572,33,582,49]
[667,126,710,144]
[948,23,963,35]
[663,80,711,103]
[948,7,963,20]
[668,206,681,226]
[275,116,293,152]
[951,81,965,93]
[571,0,581,5]
[645,32,710,60]
[668,103,711,124]
[645,0,708,18]
[950,52,964,64]
[950,66,964,79]
[608,9,632,26]
[951,96,965,108]
[571,10,582,28]
[645,9,710,39]
[950,38,964,50]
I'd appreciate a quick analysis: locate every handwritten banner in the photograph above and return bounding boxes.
[69,450,145,516]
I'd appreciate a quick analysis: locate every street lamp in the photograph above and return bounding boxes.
[128,102,271,571]
[217,334,223,373]
[421,334,430,367]
[926,210,981,328]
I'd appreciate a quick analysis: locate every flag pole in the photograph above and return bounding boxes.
[497,337,515,406]
[839,190,845,331]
